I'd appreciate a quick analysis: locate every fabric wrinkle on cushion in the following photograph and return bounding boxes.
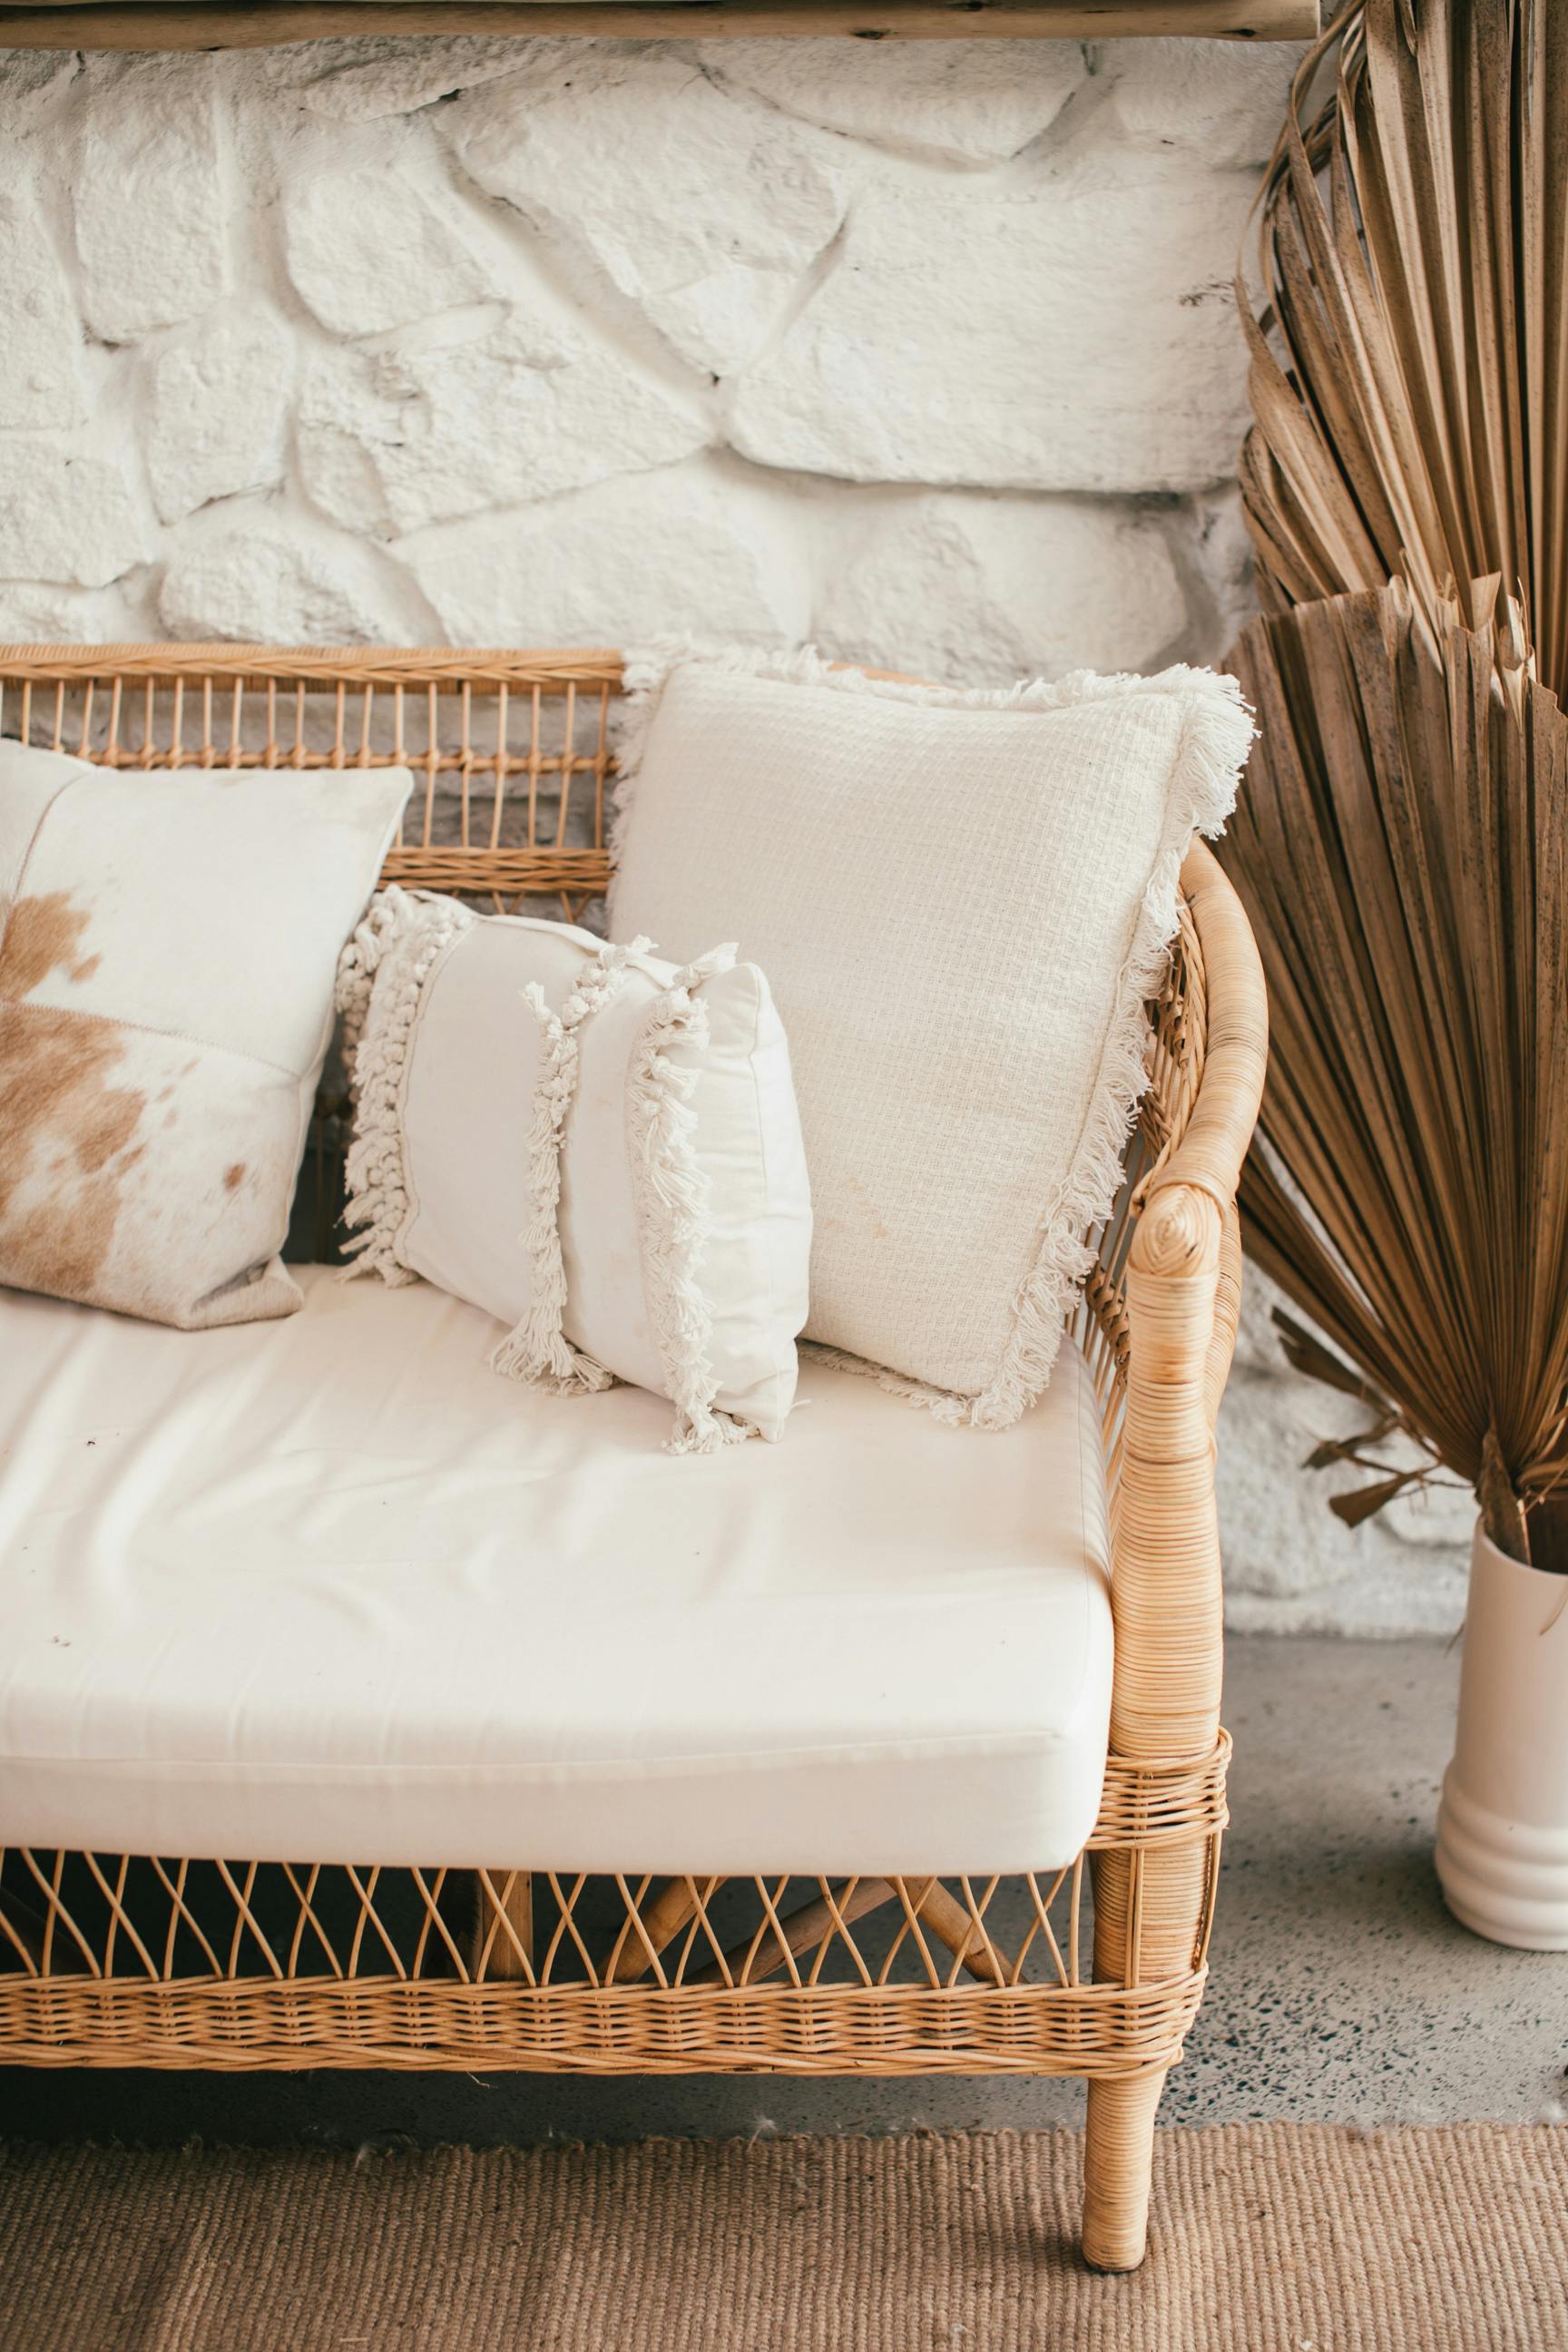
[607,644,1254,1428]
[0,742,411,1329]
[0,1269,1112,1877]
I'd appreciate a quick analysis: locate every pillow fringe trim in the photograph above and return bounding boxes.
[336,887,473,1287]
[799,1343,974,1426]
[612,638,1250,873]
[612,642,1254,1429]
[966,680,1256,1428]
[489,939,648,1397]
[625,944,755,1456]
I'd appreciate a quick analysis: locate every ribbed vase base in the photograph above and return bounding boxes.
[1436,1779,1568,1953]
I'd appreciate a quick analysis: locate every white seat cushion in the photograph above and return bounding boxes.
[0,1269,1112,1877]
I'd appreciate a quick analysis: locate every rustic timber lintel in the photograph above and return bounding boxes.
[0,0,1324,49]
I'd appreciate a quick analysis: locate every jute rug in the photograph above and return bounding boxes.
[2,2124,1563,2351]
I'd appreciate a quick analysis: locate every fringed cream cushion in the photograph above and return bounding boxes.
[0,741,410,1330]
[609,643,1255,1428]
[337,892,811,1452]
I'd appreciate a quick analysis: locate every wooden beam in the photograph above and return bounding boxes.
[0,1,1323,49]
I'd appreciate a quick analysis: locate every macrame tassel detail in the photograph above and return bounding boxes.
[488,939,649,1396]
[626,945,753,1456]
[334,887,410,1091]
[337,888,472,1286]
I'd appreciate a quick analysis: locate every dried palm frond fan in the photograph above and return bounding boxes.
[1227,582,1568,1569]
[1238,0,1568,692]
[1221,0,1568,1569]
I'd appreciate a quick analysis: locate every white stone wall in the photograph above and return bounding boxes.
[0,34,1466,1631]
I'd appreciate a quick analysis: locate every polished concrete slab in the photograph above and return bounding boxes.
[5,1638,1564,2146]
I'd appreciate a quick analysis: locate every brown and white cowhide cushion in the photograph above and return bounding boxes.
[0,742,409,1328]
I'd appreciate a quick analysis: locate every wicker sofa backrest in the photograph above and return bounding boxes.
[0,643,622,920]
[0,639,1231,1469]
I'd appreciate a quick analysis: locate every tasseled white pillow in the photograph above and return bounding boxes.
[337,890,811,1453]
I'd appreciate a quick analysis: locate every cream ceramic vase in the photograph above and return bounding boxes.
[1435,1522,1568,1950]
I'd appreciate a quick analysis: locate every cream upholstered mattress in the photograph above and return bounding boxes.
[0,1269,1112,1877]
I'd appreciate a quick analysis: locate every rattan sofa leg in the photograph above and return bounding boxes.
[1081,2068,1165,2272]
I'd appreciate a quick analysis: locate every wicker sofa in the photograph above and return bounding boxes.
[0,643,1267,2275]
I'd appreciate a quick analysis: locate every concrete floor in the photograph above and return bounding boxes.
[5,1637,1564,2145]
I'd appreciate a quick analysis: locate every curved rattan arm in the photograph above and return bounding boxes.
[1084,844,1267,2273]
[1112,841,1268,1766]
[1149,844,1269,1227]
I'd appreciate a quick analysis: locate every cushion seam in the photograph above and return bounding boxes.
[5,1728,1093,1780]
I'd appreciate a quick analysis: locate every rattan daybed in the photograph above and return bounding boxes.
[0,643,1267,2274]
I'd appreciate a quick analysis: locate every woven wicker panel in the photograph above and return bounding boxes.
[0,645,621,920]
[0,1741,1225,2073]
[0,1979,1211,2078]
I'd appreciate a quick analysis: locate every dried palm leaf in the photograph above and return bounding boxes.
[1221,580,1568,1569]
[1239,0,1568,696]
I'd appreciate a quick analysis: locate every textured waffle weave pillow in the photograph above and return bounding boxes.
[336,891,811,1452]
[609,643,1254,1429]
[0,741,410,1329]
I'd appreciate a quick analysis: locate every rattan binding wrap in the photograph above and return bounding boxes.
[0,647,1268,2272]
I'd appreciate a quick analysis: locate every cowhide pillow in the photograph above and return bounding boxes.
[0,741,410,1328]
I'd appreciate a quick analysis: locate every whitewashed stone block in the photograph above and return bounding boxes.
[0,447,152,587]
[1191,485,1259,661]
[73,57,230,339]
[146,308,291,524]
[0,181,84,432]
[699,39,1086,169]
[0,581,135,643]
[816,492,1185,685]
[282,152,494,336]
[292,35,556,122]
[1104,37,1305,171]
[158,518,408,643]
[405,461,811,648]
[449,54,845,377]
[1220,1373,1470,1637]
[1219,1263,1468,1635]
[729,162,1257,494]
[0,52,82,132]
[298,311,709,538]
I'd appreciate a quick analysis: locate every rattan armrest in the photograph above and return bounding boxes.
[1146,843,1269,1220]
[1078,838,1266,2245]
[1110,841,1268,1767]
